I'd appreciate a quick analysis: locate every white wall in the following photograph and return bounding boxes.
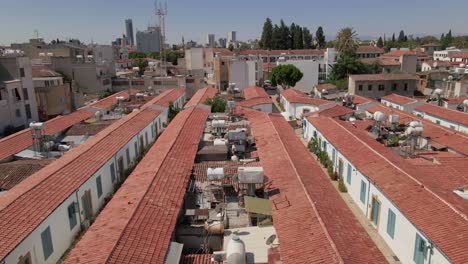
[1,96,180,264]
[413,110,468,134]
[250,103,272,113]
[303,119,451,264]
[277,60,319,93]
[381,100,424,113]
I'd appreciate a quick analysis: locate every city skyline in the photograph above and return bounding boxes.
[1,0,468,46]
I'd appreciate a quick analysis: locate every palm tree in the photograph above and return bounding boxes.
[336,27,358,52]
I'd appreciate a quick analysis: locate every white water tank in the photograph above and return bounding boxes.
[212,120,226,128]
[409,121,422,128]
[434,88,443,95]
[29,122,45,130]
[207,167,224,180]
[226,236,246,264]
[463,99,468,107]
[116,96,125,102]
[373,111,386,122]
[238,167,264,184]
[231,155,239,162]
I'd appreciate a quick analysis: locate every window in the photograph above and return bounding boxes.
[14,88,21,101]
[371,197,380,226]
[368,84,372,91]
[134,141,138,157]
[392,83,398,91]
[450,125,455,130]
[413,233,427,264]
[360,180,367,204]
[126,148,130,166]
[41,226,54,260]
[96,175,103,198]
[25,104,31,119]
[358,85,363,91]
[68,203,77,230]
[387,209,396,239]
[145,132,148,145]
[322,141,327,151]
[378,84,384,91]
[19,68,25,77]
[22,88,29,100]
[404,83,408,91]
[110,163,116,183]
[347,164,352,185]
[436,120,441,125]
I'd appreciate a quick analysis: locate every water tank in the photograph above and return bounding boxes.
[29,122,45,130]
[463,99,468,107]
[231,155,239,162]
[226,236,246,264]
[207,167,224,180]
[373,111,386,122]
[409,121,422,128]
[204,220,224,234]
[116,96,125,102]
[388,114,400,124]
[434,88,443,95]
[58,144,71,152]
[238,167,264,184]
[212,120,226,128]
[460,63,466,68]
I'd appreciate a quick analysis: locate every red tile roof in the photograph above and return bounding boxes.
[381,93,418,106]
[0,159,52,190]
[306,105,354,118]
[0,90,148,162]
[237,97,272,108]
[446,97,468,105]
[152,88,186,108]
[241,109,386,264]
[0,92,180,259]
[361,57,401,66]
[31,65,62,78]
[449,52,468,59]
[314,83,337,91]
[243,86,269,100]
[239,49,324,56]
[349,73,419,81]
[352,95,373,105]
[281,89,331,106]
[63,107,209,264]
[356,46,385,54]
[415,103,468,126]
[185,87,218,108]
[87,89,140,110]
[381,49,429,58]
[307,116,468,263]
[179,254,214,264]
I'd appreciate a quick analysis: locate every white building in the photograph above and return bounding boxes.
[0,56,39,135]
[303,110,467,264]
[206,34,215,48]
[237,86,273,112]
[0,89,186,264]
[380,93,424,112]
[280,89,334,120]
[276,59,321,92]
[229,59,263,90]
[433,47,465,61]
[413,103,468,133]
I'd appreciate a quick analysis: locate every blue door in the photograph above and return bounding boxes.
[347,164,352,184]
[413,233,427,264]
[371,198,380,226]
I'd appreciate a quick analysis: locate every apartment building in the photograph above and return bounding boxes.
[380,93,424,112]
[0,56,39,135]
[237,86,272,112]
[280,88,334,120]
[348,74,420,99]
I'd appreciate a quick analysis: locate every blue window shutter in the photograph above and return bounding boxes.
[68,203,77,230]
[96,175,103,198]
[360,181,366,203]
[110,163,116,183]
[126,148,130,166]
[413,233,427,264]
[41,226,54,260]
[387,209,396,239]
[347,164,352,184]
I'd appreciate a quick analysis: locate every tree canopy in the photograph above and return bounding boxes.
[315,26,326,48]
[259,18,274,49]
[258,18,316,50]
[335,27,358,53]
[205,96,227,113]
[129,51,147,59]
[270,64,303,88]
[132,58,148,75]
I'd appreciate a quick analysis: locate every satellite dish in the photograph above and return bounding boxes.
[265,234,277,245]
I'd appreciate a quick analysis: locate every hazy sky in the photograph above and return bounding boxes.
[1,0,468,45]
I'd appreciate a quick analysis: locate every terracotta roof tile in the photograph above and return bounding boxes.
[415,103,468,126]
[446,97,468,105]
[381,93,418,105]
[243,86,269,100]
[237,97,272,108]
[241,109,386,264]
[179,254,214,264]
[356,46,385,54]
[185,87,218,108]
[152,88,186,108]
[306,105,354,118]
[0,159,53,190]
[31,65,62,78]
[281,89,331,106]
[314,83,337,91]
[63,107,209,264]
[307,116,468,263]
[87,89,139,110]
[239,49,324,56]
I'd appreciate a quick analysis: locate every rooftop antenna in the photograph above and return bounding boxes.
[156,0,167,79]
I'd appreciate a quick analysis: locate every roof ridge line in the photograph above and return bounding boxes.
[104,107,198,263]
[330,117,468,221]
[267,114,344,263]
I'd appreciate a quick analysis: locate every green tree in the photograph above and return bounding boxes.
[328,49,369,81]
[129,51,147,59]
[292,24,304,49]
[132,58,148,75]
[228,43,234,51]
[98,89,113,99]
[147,52,160,59]
[260,18,274,49]
[391,33,396,43]
[335,27,358,53]
[272,24,281,49]
[376,37,384,48]
[316,26,326,48]
[168,101,180,121]
[303,27,313,49]
[289,23,296,49]
[278,19,290,49]
[270,64,303,88]
[205,96,227,113]
[398,30,406,42]
[446,30,453,45]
